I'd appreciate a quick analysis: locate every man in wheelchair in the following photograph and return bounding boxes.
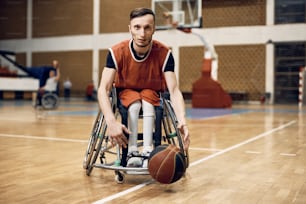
[97,8,190,168]
[36,60,60,108]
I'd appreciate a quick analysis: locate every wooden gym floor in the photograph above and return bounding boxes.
[0,99,305,204]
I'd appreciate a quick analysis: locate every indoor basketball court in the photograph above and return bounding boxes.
[0,100,305,203]
[0,0,306,203]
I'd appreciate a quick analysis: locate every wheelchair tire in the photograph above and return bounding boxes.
[41,93,59,110]
[83,111,107,175]
[162,98,189,168]
[83,87,118,176]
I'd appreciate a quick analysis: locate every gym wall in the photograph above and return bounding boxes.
[32,51,93,97]
[203,0,266,27]
[0,0,27,39]
[32,0,93,37]
[1,0,267,101]
[100,0,151,33]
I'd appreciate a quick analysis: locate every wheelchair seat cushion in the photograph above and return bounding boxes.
[119,89,160,107]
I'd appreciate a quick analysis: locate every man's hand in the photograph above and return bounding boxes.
[107,120,130,148]
[178,124,190,150]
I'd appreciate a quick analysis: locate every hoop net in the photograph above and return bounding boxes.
[163,12,192,33]
[299,66,306,108]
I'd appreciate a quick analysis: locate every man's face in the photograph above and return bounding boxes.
[129,14,155,49]
[49,70,55,77]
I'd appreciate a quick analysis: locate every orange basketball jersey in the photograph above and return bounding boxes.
[110,39,170,91]
[109,39,171,107]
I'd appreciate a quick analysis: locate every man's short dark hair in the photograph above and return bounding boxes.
[130,8,155,22]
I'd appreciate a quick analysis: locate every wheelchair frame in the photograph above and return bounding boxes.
[35,92,59,119]
[41,92,59,110]
[83,87,189,183]
[35,91,59,110]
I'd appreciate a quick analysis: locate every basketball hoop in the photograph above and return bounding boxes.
[152,0,202,30]
[170,21,192,33]
[176,26,192,33]
[163,12,176,30]
[163,12,191,33]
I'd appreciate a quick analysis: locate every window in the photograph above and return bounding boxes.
[275,0,306,24]
[274,42,306,104]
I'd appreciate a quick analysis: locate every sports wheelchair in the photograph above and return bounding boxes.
[34,91,59,118]
[83,87,189,183]
[35,91,59,110]
[41,92,59,109]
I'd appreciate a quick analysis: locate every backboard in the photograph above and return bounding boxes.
[152,0,202,30]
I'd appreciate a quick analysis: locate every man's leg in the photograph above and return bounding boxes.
[142,99,155,157]
[127,100,142,167]
[36,89,44,106]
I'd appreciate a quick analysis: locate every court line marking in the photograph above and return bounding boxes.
[189,147,222,152]
[190,120,296,167]
[0,133,223,153]
[0,133,88,143]
[187,110,254,121]
[280,153,297,157]
[0,134,221,153]
[245,150,262,154]
[93,120,296,204]
[92,180,153,204]
[0,117,95,125]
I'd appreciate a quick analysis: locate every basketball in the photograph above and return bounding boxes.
[148,144,186,184]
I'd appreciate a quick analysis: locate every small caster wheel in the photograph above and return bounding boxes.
[86,166,93,176]
[115,171,124,184]
[82,160,87,169]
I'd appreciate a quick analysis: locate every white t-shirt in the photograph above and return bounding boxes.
[44,77,58,91]
[63,80,72,89]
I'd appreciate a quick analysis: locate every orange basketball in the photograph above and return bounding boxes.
[148,144,186,184]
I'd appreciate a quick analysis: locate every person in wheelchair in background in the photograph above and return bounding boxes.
[97,8,190,168]
[36,60,60,107]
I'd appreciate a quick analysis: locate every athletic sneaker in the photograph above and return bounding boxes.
[127,151,142,167]
[142,151,151,168]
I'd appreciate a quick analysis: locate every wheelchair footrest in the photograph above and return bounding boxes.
[94,163,149,174]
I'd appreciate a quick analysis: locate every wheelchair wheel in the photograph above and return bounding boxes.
[41,93,59,110]
[115,171,125,184]
[162,98,189,167]
[83,111,103,169]
[83,111,108,175]
[83,87,118,176]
